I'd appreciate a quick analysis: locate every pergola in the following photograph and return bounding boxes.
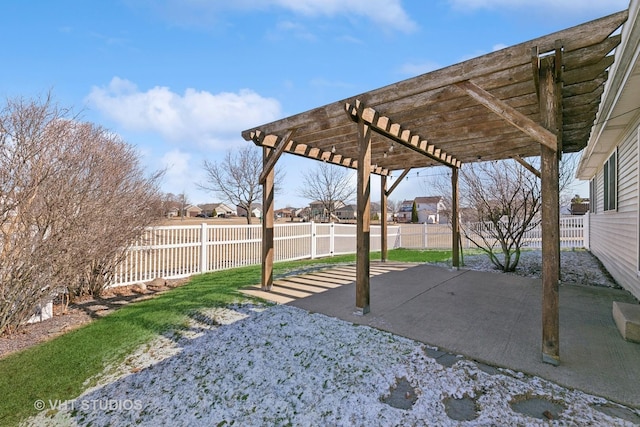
[242,10,627,365]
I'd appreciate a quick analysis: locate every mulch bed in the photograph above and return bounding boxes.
[0,277,190,359]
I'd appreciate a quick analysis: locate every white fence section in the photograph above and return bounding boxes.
[112,222,400,287]
[112,215,586,287]
[396,215,587,250]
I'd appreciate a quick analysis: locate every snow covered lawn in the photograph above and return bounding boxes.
[28,303,638,426]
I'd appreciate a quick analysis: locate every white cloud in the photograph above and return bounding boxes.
[86,77,282,150]
[447,0,627,14]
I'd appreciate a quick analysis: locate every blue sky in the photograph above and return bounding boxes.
[1,0,628,207]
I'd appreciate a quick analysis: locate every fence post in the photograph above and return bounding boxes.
[423,222,427,249]
[330,222,335,256]
[583,212,590,250]
[310,221,317,259]
[200,222,208,273]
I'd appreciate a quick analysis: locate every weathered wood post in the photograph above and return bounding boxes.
[451,167,460,269]
[356,115,372,314]
[262,146,275,291]
[539,54,561,365]
[381,174,388,262]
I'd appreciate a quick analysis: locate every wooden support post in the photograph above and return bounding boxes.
[356,118,372,314]
[451,167,460,269]
[539,56,561,366]
[261,146,275,291]
[381,175,388,262]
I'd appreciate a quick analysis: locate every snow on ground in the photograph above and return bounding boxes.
[26,251,639,426]
[436,249,620,288]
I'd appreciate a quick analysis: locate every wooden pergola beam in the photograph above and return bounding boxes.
[455,80,558,151]
[513,155,541,179]
[386,168,412,197]
[259,130,294,185]
[345,100,462,169]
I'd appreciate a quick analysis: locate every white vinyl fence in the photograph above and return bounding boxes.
[111,215,587,287]
[397,215,587,250]
[112,222,400,287]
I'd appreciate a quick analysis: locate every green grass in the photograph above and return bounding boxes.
[0,249,450,426]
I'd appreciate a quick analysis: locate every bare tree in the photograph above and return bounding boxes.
[200,146,268,224]
[158,192,190,218]
[0,95,163,334]
[435,157,574,272]
[298,162,355,221]
[458,160,541,271]
[387,199,400,223]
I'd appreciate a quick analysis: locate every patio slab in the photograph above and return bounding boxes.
[287,264,640,409]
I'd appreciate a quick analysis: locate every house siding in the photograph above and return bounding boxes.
[589,125,640,299]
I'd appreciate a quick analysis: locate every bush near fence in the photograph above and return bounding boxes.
[112,215,587,287]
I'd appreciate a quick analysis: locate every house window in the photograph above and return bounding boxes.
[603,150,617,211]
[589,178,596,213]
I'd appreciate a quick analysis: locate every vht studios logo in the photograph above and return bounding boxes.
[34,399,143,411]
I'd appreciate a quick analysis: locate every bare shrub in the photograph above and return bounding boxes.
[434,157,574,272]
[0,95,163,334]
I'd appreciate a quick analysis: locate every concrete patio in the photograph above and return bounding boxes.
[244,262,640,409]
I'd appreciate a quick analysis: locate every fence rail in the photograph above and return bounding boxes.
[111,215,587,287]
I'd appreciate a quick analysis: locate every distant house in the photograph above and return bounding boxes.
[397,200,415,223]
[396,197,446,223]
[185,205,202,218]
[308,200,346,222]
[275,207,297,219]
[336,204,357,220]
[414,196,447,224]
[298,207,311,221]
[199,203,235,217]
[165,205,181,218]
[237,204,262,218]
[569,196,589,216]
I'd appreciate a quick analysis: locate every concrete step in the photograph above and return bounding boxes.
[612,301,640,343]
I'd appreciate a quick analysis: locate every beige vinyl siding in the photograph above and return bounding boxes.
[589,124,640,300]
